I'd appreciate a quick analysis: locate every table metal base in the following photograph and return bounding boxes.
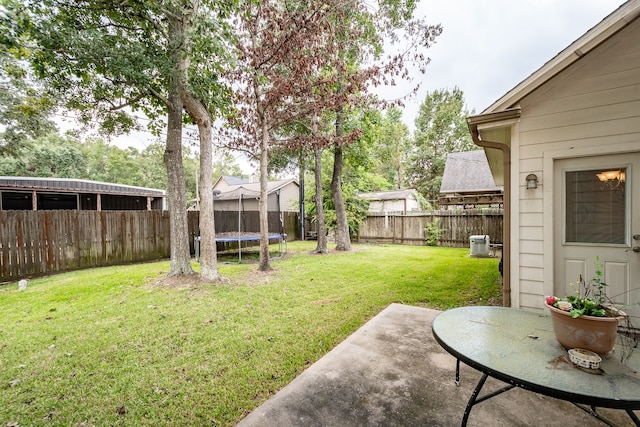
[455,359,640,427]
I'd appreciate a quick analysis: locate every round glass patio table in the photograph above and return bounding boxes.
[432,306,640,426]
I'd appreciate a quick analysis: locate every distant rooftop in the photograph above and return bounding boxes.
[358,189,418,201]
[440,151,503,194]
[0,176,165,197]
[214,179,297,200]
[220,175,250,186]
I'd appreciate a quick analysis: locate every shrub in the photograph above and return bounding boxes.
[424,218,446,246]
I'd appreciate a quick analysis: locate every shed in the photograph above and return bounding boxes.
[467,0,640,321]
[358,189,420,214]
[0,176,165,211]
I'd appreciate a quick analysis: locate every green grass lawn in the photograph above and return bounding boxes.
[0,242,501,426]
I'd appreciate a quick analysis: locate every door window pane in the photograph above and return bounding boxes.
[565,168,626,244]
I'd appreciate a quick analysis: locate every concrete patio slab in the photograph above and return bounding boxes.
[237,303,634,426]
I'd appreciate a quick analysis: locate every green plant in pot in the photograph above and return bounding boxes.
[544,258,627,355]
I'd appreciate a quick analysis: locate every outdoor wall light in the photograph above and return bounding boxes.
[596,170,625,183]
[526,173,538,190]
[596,169,625,191]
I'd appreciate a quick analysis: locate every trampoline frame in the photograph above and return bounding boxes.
[195,188,288,263]
[195,233,287,263]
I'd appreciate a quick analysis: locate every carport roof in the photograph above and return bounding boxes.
[0,176,165,197]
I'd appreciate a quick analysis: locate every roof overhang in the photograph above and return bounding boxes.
[467,108,521,185]
[467,1,640,185]
[482,0,640,114]
[0,176,165,197]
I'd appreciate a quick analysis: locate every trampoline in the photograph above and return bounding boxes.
[195,232,287,263]
[195,185,288,263]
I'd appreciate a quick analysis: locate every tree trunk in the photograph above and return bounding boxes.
[258,117,272,271]
[163,8,195,277]
[170,0,218,281]
[194,121,219,280]
[183,98,220,281]
[314,146,328,254]
[332,107,351,251]
[164,87,194,276]
[182,93,219,281]
[298,150,305,241]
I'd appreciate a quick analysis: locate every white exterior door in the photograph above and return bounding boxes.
[554,153,640,322]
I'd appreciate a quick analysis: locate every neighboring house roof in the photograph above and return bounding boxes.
[214,179,298,201]
[0,176,165,197]
[440,151,502,194]
[358,189,418,201]
[214,175,250,188]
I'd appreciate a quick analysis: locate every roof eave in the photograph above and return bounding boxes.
[467,108,521,131]
[482,0,640,114]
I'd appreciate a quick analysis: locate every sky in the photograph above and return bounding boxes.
[57,0,626,173]
[395,0,625,129]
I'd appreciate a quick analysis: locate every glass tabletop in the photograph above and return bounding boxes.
[432,306,640,409]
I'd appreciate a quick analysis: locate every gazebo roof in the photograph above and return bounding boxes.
[440,151,502,194]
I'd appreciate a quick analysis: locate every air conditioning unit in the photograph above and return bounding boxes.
[470,235,490,257]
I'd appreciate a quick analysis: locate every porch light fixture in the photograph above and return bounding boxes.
[596,170,625,183]
[597,169,625,191]
[525,173,538,190]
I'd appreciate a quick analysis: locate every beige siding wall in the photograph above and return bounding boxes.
[277,183,299,212]
[215,196,278,212]
[212,182,299,212]
[215,199,259,211]
[514,18,640,311]
[368,199,413,213]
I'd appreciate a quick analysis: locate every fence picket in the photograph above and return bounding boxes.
[1,210,298,282]
[357,209,503,248]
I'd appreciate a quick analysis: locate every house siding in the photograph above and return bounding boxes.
[214,183,298,213]
[515,17,640,311]
[212,181,299,213]
[368,199,416,213]
[277,183,299,212]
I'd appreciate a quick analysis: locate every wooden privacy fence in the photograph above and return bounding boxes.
[1,210,300,282]
[0,210,171,282]
[357,209,503,248]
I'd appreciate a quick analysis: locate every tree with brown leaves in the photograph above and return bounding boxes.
[225,0,440,268]
[225,0,363,270]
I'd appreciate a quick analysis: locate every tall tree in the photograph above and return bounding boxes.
[226,0,362,271]
[18,0,235,279]
[0,3,57,155]
[0,133,84,177]
[327,0,441,252]
[374,106,410,189]
[332,105,351,250]
[226,0,439,261]
[407,87,475,204]
[169,1,235,281]
[301,107,390,250]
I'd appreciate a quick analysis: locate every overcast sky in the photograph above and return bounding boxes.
[394,0,625,130]
[86,0,626,173]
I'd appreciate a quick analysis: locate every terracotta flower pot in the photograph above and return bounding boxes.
[544,302,625,354]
